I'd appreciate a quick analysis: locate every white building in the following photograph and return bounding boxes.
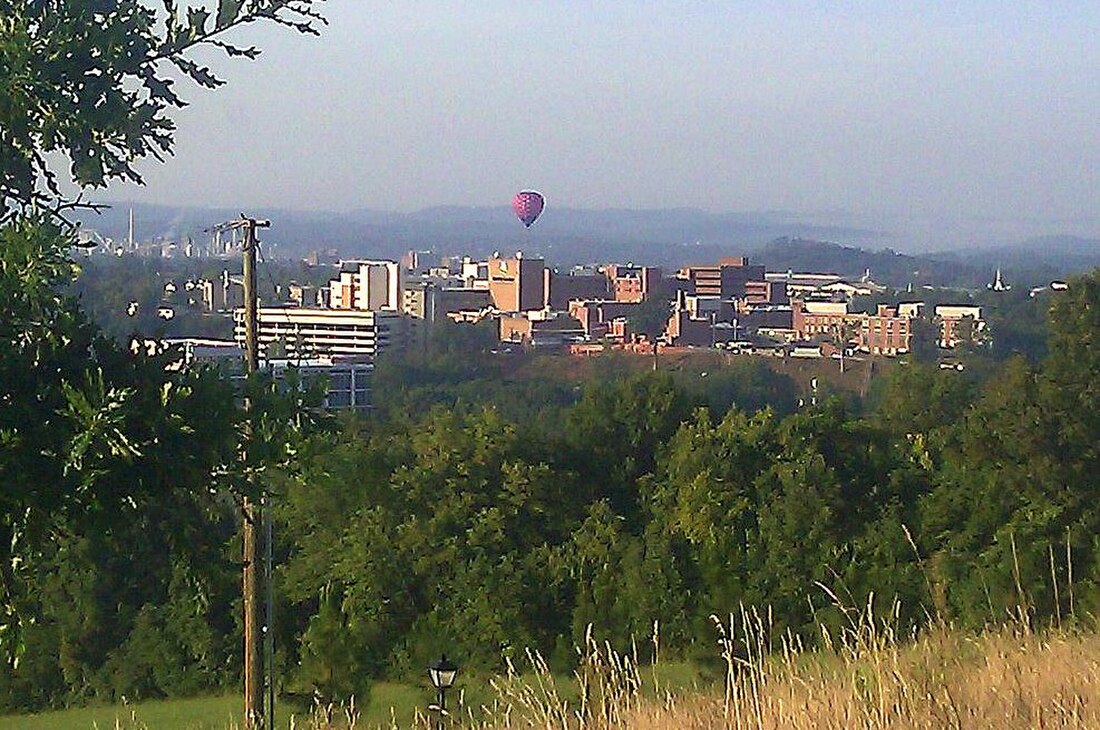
[803,301,850,315]
[898,302,924,318]
[934,305,983,320]
[329,260,402,311]
[234,307,409,359]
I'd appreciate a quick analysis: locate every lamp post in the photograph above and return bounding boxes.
[428,654,458,728]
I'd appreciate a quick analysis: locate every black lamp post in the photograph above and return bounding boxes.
[428,654,458,728]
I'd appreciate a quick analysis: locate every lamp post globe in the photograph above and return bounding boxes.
[429,654,458,690]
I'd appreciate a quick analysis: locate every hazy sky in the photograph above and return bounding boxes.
[106,1,1100,246]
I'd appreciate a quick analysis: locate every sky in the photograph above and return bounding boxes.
[105,1,1100,248]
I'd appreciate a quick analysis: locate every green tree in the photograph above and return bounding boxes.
[0,0,324,705]
[908,316,940,362]
[277,408,584,695]
[920,270,1100,629]
[870,361,977,445]
[565,372,693,519]
[626,294,673,339]
[1,0,322,215]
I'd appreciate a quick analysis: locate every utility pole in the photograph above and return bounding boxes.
[242,216,262,730]
[212,215,271,730]
[242,215,273,730]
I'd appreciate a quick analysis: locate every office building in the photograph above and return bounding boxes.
[677,257,765,299]
[488,254,545,312]
[269,357,374,413]
[329,260,402,311]
[860,305,912,355]
[234,307,408,359]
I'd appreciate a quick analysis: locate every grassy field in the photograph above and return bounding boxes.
[0,694,243,730]
[0,662,707,730]
[0,682,424,730]
[7,622,1095,729]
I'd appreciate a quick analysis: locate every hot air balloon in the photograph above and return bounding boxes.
[512,190,545,228]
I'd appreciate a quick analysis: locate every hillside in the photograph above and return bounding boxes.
[959,235,1100,282]
[74,203,883,267]
[75,205,1100,284]
[759,236,984,286]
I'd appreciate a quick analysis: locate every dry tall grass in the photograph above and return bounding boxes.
[387,602,1100,730]
[112,604,1100,729]
[626,609,1100,730]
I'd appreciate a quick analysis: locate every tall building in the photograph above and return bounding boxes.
[234,307,409,359]
[402,281,492,321]
[328,260,402,311]
[743,280,789,305]
[399,250,420,272]
[544,269,610,309]
[487,255,545,312]
[269,357,374,413]
[163,339,374,412]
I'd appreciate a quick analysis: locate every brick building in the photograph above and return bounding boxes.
[859,304,912,355]
[677,257,765,299]
[544,270,610,309]
[792,301,856,341]
[605,265,663,303]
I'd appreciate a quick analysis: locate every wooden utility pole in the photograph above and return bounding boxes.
[242,215,261,730]
[235,215,270,730]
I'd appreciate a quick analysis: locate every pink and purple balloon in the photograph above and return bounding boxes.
[512,190,545,228]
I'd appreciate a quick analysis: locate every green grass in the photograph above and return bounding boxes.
[0,663,713,729]
[0,695,243,730]
[0,684,434,730]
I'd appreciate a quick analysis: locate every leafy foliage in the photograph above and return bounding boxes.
[0,0,323,711]
[0,0,323,217]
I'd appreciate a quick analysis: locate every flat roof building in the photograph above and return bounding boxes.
[234,307,409,360]
[488,255,545,312]
[329,260,402,312]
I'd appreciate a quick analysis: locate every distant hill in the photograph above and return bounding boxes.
[961,236,1100,283]
[75,203,884,268]
[75,204,1100,284]
[759,237,984,288]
